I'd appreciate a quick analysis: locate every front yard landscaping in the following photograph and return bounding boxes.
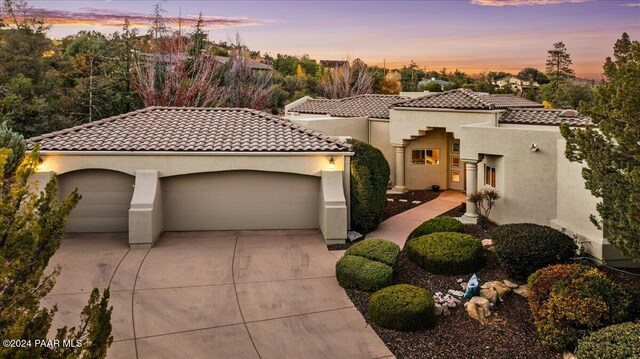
[338,210,640,358]
[384,190,440,220]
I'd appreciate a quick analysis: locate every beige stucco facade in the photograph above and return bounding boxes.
[32,152,352,247]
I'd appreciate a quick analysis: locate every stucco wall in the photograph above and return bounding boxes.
[39,153,347,178]
[389,108,500,144]
[405,128,449,190]
[461,124,561,225]
[369,120,394,185]
[288,116,369,143]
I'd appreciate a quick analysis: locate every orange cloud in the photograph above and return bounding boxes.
[470,0,590,6]
[14,7,280,29]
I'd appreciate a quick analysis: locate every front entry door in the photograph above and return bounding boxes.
[448,139,464,191]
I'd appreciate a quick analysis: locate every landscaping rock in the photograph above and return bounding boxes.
[386,198,394,202]
[482,281,511,299]
[347,231,363,242]
[513,284,530,298]
[466,296,491,322]
[480,288,498,304]
[563,352,576,359]
[456,278,464,283]
[481,239,494,252]
[411,200,422,204]
[447,289,465,298]
[503,279,519,288]
[433,292,460,316]
[399,199,408,203]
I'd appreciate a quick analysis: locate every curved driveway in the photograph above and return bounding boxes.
[43,230,393,359]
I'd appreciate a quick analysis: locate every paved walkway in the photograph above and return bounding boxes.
[43,230,393,359]
[331,191,465,259]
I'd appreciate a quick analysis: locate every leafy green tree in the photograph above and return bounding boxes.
[517,67,549,85]
[539,79,593,109]
[0,143,113,357]
[560,33,640,261]
[0,121,25,174]
[417,81,443,92]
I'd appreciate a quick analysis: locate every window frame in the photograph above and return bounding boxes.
[485,164,496,187]
[411,148,441,166]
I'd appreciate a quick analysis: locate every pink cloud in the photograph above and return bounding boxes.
[470,0,590,6]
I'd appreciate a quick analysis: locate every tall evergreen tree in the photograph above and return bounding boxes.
[560,33,640,261]
[545,41,575,82]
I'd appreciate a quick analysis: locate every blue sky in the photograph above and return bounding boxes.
[29,0,640,78]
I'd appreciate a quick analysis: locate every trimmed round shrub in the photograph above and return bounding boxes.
[335,255,393,292]
[368,284,436,331]
[575,322,640,359]
[349,139,391,234]
[345,239,400,269]
[528,264,634,351]
[406,232,484,275]
[492,223,577,281]
[413,216,464,237]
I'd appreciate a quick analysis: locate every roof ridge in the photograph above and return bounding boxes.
[461,89,494,109]
[27,107,156,143]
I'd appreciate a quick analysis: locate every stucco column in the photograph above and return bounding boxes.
[461,160,479,224]
[320,170,347,245]
[391,145,407,193]
[129,170,163,248]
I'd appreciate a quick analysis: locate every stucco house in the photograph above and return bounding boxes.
[28,107,352,248]
[494,76,540,93]
[286,89,630,266]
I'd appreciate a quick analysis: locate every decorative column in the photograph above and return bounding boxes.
[392,145,407,193]
[461,160,479,224]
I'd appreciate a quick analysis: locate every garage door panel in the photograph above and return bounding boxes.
[58,170,134,233]
[162,171,320,231]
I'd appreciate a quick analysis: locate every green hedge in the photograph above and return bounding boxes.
[413,216,464,237]
[345,239,400,269]
[528,264,634,351]
[575,322,640,359]
[406,232,484,275]
[349,139,390,233]
[335,255,393,292]
[368,284,436,331]
[492,223,577,281]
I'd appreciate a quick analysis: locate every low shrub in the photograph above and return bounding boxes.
[406,232,483,275]
[345,239,400,269]
[528,264,634,351]
[349,139,391,234]
[492,223,577,281]
[335,255,393,292]
[575,322,640,359]
[368,284,436,331]
[413,216,464,237]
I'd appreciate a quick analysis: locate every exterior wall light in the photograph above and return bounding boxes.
[328,156,336,170]
[530,143,539,152]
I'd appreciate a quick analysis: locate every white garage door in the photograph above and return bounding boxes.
[57,169,135,232]
[162,171,320,231]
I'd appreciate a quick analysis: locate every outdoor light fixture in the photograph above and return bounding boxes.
[530,143,539,152]
[328,156,336,170]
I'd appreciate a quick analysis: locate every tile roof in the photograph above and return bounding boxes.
[499,108,593,127]
[288,94,409,119]
[27,107,350,152]
[393,89,544,110]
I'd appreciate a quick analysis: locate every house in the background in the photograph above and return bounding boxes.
[494,76,540,93]
[287,88,628,266]
[319,60,349,68]
[417,77,451,90]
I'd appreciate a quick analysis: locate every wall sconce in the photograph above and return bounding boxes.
[328,156,336,170]
[530,143,539,152]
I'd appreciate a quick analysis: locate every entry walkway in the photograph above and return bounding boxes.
[43,230,393,359]
[332,191,465,259]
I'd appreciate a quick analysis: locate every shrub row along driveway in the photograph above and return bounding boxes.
[43,230,393,359]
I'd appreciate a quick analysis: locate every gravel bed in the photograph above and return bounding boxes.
[384,190,441,220]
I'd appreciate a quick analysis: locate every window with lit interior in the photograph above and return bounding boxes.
[412,149,440,165]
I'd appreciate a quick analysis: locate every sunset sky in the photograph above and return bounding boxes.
[29,0,640,79]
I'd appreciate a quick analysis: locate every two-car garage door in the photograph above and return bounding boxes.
[58,169,320,232]
[162,171,320,231]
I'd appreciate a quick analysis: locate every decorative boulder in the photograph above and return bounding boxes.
[465,296,491,322]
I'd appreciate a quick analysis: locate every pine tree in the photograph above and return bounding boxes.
[560,33,640,261]
[545,41,575,82]
[0,139,113,357]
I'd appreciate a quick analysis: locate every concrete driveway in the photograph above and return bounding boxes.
[43,230,393,359]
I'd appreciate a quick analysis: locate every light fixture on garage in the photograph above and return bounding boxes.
[530,143,539,152]
[328,156,336,170]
